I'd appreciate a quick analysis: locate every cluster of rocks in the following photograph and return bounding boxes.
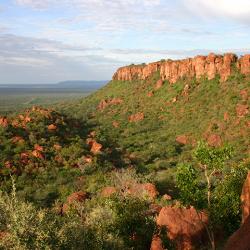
[40,170,250,249]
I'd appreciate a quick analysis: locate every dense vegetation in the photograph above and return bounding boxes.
[0,71,249,249]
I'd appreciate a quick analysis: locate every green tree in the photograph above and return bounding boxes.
[176,142,233,250]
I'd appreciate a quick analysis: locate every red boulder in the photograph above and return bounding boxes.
[236,104,249,117]
[157,206,208,250]
[241,171,250,223]
[129,112,144,122]
[176,135,188,145]
[207,134,222,147]
[62,191,87,213]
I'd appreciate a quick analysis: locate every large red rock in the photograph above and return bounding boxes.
[48,124,57,131]
[236,104,249,117]
[157,206,208,250]
[31,150,44,159]
[176,135,188,145]
[112,53,249,83]
[62,191,87,213]
[129,112,144,122]
[86,138,102,154]
[241,171,250,223]
[91,140,102,154]
[0,117,8,127]
[98,98,123,110]
[207,134,222,147]
[224,216,250,250]
[138,183,159,200]
[224,171,250,249]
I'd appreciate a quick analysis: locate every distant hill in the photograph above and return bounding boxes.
[0,80,108,90]
[57,80,108,89]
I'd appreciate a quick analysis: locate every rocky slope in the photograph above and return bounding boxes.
[113,53,250,83]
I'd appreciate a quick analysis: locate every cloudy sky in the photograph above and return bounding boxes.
[0,0,250,84]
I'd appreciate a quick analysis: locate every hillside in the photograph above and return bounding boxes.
[61,53,250,172]
[0,53,249,249]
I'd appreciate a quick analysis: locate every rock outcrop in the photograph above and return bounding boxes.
[224,216,250,250]
[113,53,250,83]
[157,206,208,250]
[224,171,250,250]
[241,171,250,223]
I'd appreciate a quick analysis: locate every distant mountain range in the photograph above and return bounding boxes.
[0,80,108,90]
[57,80,108,89]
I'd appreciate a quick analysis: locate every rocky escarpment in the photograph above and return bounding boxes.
[113,53,250,83]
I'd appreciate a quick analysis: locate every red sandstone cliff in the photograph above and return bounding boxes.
[113,53,250,83]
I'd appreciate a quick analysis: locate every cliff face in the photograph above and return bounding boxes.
[113,53,250,83]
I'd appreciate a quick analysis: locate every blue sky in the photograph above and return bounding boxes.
[0,0,249,84]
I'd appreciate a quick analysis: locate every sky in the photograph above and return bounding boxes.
[0,0,250,84]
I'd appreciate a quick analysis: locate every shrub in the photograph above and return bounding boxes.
[0,181,87,249]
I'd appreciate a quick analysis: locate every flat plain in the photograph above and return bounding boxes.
[0,83,105,114]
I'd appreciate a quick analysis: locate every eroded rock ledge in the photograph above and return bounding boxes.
[112,53,250,83]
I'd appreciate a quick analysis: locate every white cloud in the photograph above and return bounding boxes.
[0,56,51,67]
[0,34,127,83]
[14,0,173,33]
[15,0,52,9]
[183,0,250,23]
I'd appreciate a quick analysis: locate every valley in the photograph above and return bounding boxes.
[0,54,249,249]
